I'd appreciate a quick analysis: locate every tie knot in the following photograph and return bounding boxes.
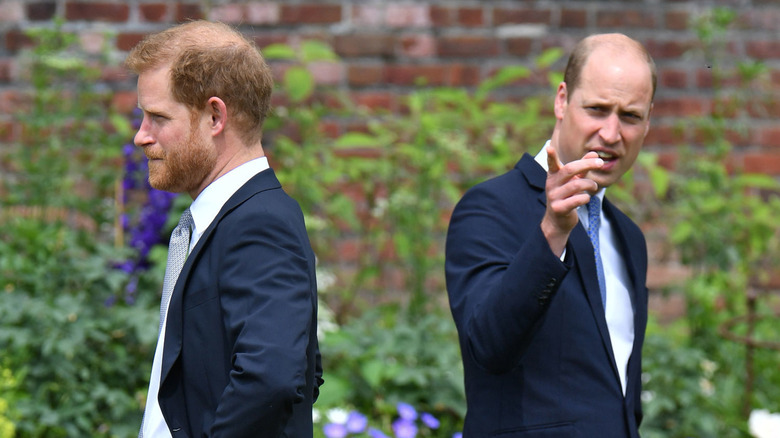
[178,208,193,230]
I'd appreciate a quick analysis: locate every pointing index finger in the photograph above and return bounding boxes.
[546,145,563,174]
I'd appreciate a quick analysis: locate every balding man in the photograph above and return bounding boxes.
[127,21,321,437]
[446,33,655,437]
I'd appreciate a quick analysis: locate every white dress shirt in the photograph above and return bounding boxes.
[142,157,270,437]
[534,142,635,395]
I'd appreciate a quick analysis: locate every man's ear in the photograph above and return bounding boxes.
[207,97,227,136]
[553,82,568,120]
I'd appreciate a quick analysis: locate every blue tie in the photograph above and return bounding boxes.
[587,196,607,310]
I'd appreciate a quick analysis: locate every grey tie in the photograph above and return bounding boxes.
[587,197,607,310]
[159,208,193,333]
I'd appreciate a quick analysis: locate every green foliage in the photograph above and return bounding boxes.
[0,22,155,437]
[317,306,464,437]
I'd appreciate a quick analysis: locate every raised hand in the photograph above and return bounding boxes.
[540,146,603,256]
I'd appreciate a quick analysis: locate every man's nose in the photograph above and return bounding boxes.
[599,113,621,144]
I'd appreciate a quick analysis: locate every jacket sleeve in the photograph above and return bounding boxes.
[207,207,316,438]
[445,182,572,374]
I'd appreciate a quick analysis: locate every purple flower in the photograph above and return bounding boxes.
[323,423,348,438]
[396,402,418,421]
[368,428,390,438]
[392,418,418,438]
[421,412,440,429]
[345,411,367,433]
[452,433,462,438]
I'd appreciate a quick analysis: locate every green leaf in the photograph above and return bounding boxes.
[477,65,531,99]
[283,66,314,103]
[261,43,297,60]
[301,40,338,62]
[333,132,383,148]
[735,173,780,190]
[536,47,564,69]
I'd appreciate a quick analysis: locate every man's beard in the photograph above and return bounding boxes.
[147,127,217,194]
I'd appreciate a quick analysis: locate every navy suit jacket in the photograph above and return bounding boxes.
[446,154,648,438]
[158,168,321,437]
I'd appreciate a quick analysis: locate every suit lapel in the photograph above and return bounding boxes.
[160,168,283,384]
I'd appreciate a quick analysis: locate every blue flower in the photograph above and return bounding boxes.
[452,433,463,438]
[420,412,440,429]
[392,418,418,438]
[396,402,418,421]
[368,428,390,438]
[345,411,368,433]
[323,423,348,438]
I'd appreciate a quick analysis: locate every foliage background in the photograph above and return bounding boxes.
[0,5,778,438]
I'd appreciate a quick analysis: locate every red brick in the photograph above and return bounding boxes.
[747,99,780,119]
[430,6,452,26]
[596,9,656,28]
[309,61,343,85]
[386,4,430,27]
[334,34,395,58]
[0,58,12,82]
[117,33,146,52]
[506,37,533,56]
[739,9,780,32]
[246,3,280,25]
[65,2,129,22]
[644,123,682,147]
[385,64,448,86]
[280,4,341,24]
[660,68,688,89]
[695,67,742,89]
[26,2,56,21]
[457,7,484,27]
[111,91,138,114]
[645,39,695,59]
[448,64,481,87]
[210,4,246,24]
[493,8,551,25]
[746,40,780,59]
[0,120,18,143]
[139,4,168,22]
[743,152,780,174]
[399,34,436,58]
[176,3,204,22]
[757,126,780,148]
[665,10,689,30]
[561,8,587,28]
[4,29,34,52]
[652,96,707,117]
[438,36,499,58]
[352,5,383,27]
[352,91,397,111]
[347,64,385,87]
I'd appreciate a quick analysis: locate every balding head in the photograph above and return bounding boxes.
[563,33,657,102]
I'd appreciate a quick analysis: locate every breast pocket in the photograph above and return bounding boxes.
[183,286,217,310]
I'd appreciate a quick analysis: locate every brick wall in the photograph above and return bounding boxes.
[1,0,779,313]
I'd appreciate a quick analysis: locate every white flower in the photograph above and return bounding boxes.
[327,408,349,425]
[312,408,322,423]
[748,409,780,438]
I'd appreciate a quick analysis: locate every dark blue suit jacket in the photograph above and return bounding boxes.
[158,168,321,437]
[446,154,648,438]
